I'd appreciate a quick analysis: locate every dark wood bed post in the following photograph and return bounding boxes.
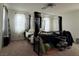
[33,12,41,56]
[58,16,62,35]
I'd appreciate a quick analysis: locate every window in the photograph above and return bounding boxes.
[14,14,26,33]
[44,17,50,31]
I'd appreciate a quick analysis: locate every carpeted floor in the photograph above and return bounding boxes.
[0,40,37,56]
[46,43,79,56]
[0,40,79,56]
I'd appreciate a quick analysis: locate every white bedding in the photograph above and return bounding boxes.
[25,29,34,44]
[25,32,33,37]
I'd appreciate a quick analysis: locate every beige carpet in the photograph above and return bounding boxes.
[46,43,79,56]
[0,40,37,56]
[0,40,79,56]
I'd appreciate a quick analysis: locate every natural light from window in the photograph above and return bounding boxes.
[14,14,26,34]
[44,17,50,31]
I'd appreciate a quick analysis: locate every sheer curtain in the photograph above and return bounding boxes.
[3,6,9,37]
[14,14,26,34]
[14,13,26,40]
[43,17,50,31]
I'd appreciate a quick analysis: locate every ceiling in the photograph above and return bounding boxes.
[4,3,79,15]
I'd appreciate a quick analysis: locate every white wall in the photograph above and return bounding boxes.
[0,4,3,49]
[62,10,79,41]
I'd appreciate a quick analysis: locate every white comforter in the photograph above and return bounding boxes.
[25,31,34,44]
